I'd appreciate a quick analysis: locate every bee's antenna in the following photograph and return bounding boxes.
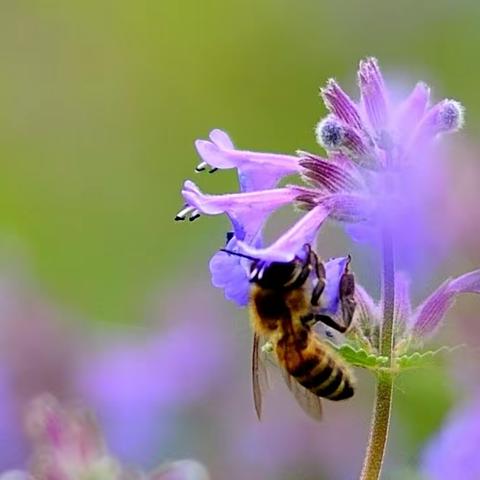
[220,249,259,262]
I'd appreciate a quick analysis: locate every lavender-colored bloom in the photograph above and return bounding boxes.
[177,180,298,242]
[195,129,300,192]
[421,397,480,480]
[409,269,480,339]
[79,291,231,466]
[209,235,259,307]
[176,57,464,304]
[348,268,480,354]
[236,205,331,263]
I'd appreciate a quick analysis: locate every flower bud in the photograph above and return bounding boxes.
[315,117,378,169]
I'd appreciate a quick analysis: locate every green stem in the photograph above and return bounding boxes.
[359,227,395,480]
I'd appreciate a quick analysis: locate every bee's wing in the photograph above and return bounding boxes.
[252,332,270,421]
[281,369,323,422]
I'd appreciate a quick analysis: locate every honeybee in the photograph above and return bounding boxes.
[224,244,356,420]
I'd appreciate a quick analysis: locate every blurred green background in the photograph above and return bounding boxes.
[0,0,478,325]
[0,1,479,478]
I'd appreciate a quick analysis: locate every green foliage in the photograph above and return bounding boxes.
[334,343,465,375]
[333,344,389,370]
[396,345,465,370]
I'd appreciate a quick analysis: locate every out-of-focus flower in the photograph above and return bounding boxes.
[79,285,233,466]
[420,395,480,480]
[149,460,210,480]
[0,276,80,470]
[1,395,211,480]
[26,394,123,480]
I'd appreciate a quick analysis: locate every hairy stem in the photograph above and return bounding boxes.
[359,227,395,480]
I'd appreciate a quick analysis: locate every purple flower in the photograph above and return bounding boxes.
[235,205,331,263]
[348,268,480,354]
[421,396,480,480]
[175,57,464,305]
[194,129,301,192]
[78,285,232,466]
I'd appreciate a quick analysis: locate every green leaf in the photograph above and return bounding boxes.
[333,343,389,370]
[396,345,465,370]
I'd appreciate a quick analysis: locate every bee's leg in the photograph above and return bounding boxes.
[339,256,356,331]
[312,257,357,333]
[304,244,326,306]
[300,312,316,327]
[312,314,348,333]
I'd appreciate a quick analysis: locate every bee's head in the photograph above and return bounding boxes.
[249,259,304,290]
[220,248,310,290]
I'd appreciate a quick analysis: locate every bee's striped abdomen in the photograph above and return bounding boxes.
[289,346,354,401]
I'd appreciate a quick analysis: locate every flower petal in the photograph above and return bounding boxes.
[320,79,364,131]
[208,128,234,149]
[320,257,350,315]
[299,152,365,193]
[294,187,373,224]
[177,181,299,240]
[195,129,300,191]
[395,82,430,142]
[209,237,253,307]
[358,57,390,133]
[352,283,381,350]
[236,205,331,263]
[410,269,480,338]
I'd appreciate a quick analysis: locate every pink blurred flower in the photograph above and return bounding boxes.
[1,395,210,480]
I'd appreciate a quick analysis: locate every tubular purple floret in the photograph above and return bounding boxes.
[298,151,366,193]
[194,129,301,191]
[321,79,364,130]
[358,57,390,132]
[235,205,331,264]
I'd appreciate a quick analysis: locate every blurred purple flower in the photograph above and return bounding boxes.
[1,395,210,480]
[0,277,80,470]
[421,396,480,480]
[79,287,233,465]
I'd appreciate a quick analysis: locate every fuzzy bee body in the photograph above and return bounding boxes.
[237,243,357,420]
[250,281,355,406]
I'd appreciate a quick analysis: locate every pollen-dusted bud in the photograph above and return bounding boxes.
[435,99,465,133]
[315,116,378,169]
[416,99,465,139]
[315,117,344,150]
